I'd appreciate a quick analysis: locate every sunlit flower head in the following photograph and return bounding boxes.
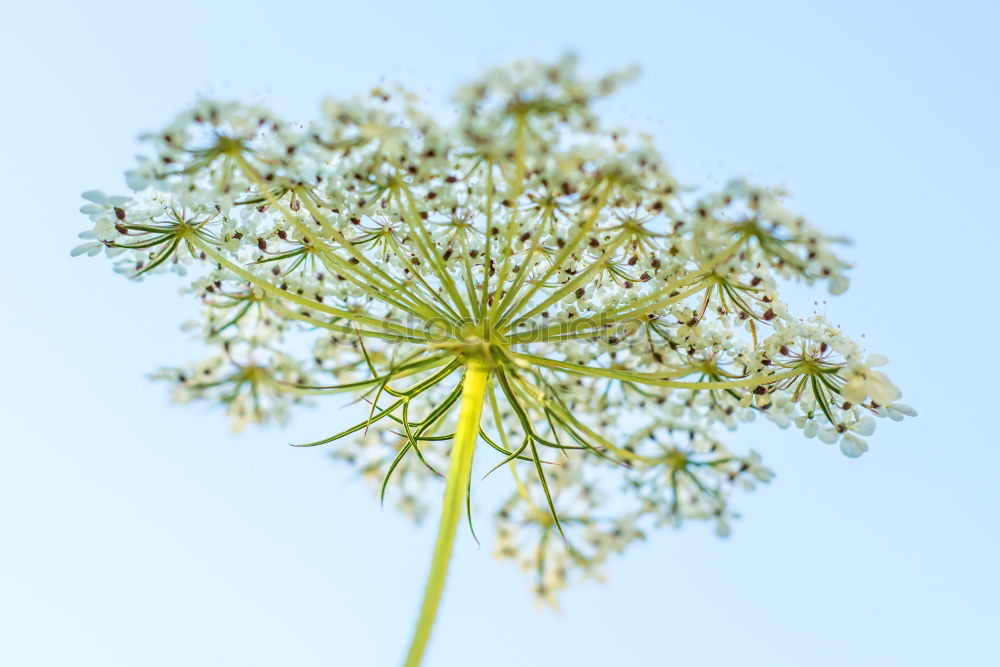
[75,55,913,609]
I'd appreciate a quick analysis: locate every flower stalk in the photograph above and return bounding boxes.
[404,361,489,667]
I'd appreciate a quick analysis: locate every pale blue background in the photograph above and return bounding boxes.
[1,1,997,665]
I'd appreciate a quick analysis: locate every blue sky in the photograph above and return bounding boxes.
[1,1,997,665]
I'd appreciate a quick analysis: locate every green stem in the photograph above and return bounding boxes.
[403,361,489,667]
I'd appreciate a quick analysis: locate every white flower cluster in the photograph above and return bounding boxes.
[75,56,913,604]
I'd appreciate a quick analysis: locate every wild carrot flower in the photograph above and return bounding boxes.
[74,55,913,666]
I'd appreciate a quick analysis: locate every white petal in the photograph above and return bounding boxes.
[81,190,108,204]
[754,467,775,483]
[818,428,840,444]
[867,372,901,405]
[840,433,869,457]
[125,169,150,191]
[854,416,876,436]
[828,274,849,295]
[79,203,105,215]
[867,354,889,367]
[841,376,867,404]
[70,242,102,257]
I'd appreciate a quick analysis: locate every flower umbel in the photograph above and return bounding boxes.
[75,56,913,666]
